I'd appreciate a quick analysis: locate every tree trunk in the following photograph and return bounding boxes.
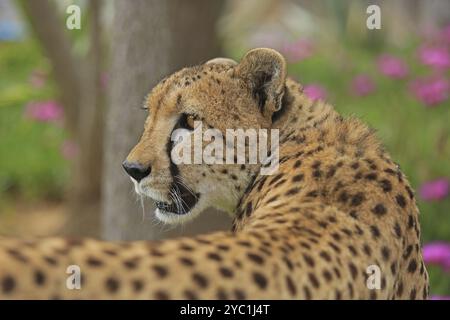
[20,0,104,237]
[102,0,231,241]
[66,0,104,236]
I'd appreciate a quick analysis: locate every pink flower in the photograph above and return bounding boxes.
[419,178,449,201]
[304,84,327,101]
[423,242,450,271]
[351,75,376,96]
[61,140,78,160]
[418,46,450,70]
[25,101,63,122]
[281,39,314,63]
[377,55,409,79]
[409,76,449,107]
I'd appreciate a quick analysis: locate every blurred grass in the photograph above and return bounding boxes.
[0,38,449,295]
[0,41,68,206]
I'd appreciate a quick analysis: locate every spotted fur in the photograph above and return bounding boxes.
[0,48,428,299]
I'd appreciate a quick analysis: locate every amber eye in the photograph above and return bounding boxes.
[179,113,197,130]
[186,115,196,129]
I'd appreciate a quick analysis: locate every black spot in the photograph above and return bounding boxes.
[42,256,58,266]
[409,288,417,300]
[217,244,230,251]
[154,290,170,300]
[370,225,381,239]
[331,232,341,241]
[245,202,253,215]
[286,276,297,296]
[207,252,223,262]
[319,251,331,262]
[123,257,140,269]
[132,279,144,292]
[184,289,198,300]
[293,160,302,168]
[179,243,194,251]
[323,269,333,281]
[303,254,315,267]
[397,282,404,296]
[363,244,372,256]
[292,174,304,182]
[395,194,407,208]
[348,263,358,280]
[308,273,320,288]
[105,277,120,293]
[179,257,195,266]
[351,193,365,206]
[86,257,103,267]
[152,265,168,278]
[379,179,392,192]
[312,170,322,178]
[1,276,15,294]
[394,222,402,238]
[349,210,358,219]
[338,191,349,203]
[34,270,46,286]
[234,289,246,300]
[408,214,415,229]
[381,246,391,261]
[286,188,300,196]
[237,240,252,247]
[348,245,358,256]
[326,166,337,178]
[219,267,234,278]
[365,172,378,180]
[407,259,417,273]
[252,272,268,289]
[372,203,387,216]
[303,286,312,300]
[306,190,318,197]
[350,162,359,169]
[390,262,397,275]
[247,253,265,265]
[192,273,209,288]
[7,249,28,263]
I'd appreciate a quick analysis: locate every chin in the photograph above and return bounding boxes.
[154,204,203,225]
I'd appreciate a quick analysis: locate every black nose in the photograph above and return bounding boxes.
[122,161,151,182]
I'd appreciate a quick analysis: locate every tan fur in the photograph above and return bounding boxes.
[0,48,428,299]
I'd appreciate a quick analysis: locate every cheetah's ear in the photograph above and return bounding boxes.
[236,48,287,119]
[205,57,238,66]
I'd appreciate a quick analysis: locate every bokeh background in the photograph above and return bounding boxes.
[0,0,449,297]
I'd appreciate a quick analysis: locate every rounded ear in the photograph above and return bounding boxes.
[236,48,287,119]
[205,57,238,66]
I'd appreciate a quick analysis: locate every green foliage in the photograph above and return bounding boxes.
[0,41,68,203]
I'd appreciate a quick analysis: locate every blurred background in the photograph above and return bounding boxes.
[0,0,449,297]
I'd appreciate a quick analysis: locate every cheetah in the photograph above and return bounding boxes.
[0,48,428,299]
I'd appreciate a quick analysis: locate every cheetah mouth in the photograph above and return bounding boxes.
[155,182,200,215]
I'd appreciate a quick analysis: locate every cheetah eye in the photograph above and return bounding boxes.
[186,115,196,129]
[178,113,198,131]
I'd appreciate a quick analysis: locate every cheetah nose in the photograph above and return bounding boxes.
[122,161,151,182]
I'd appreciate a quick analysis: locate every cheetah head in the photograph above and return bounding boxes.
[123,48,287,224]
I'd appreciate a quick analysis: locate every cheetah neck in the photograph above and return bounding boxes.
[232,78,384,231]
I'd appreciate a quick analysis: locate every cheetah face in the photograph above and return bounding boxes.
[124,48,287,224]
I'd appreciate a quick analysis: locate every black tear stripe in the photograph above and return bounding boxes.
[164,119,200,214]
